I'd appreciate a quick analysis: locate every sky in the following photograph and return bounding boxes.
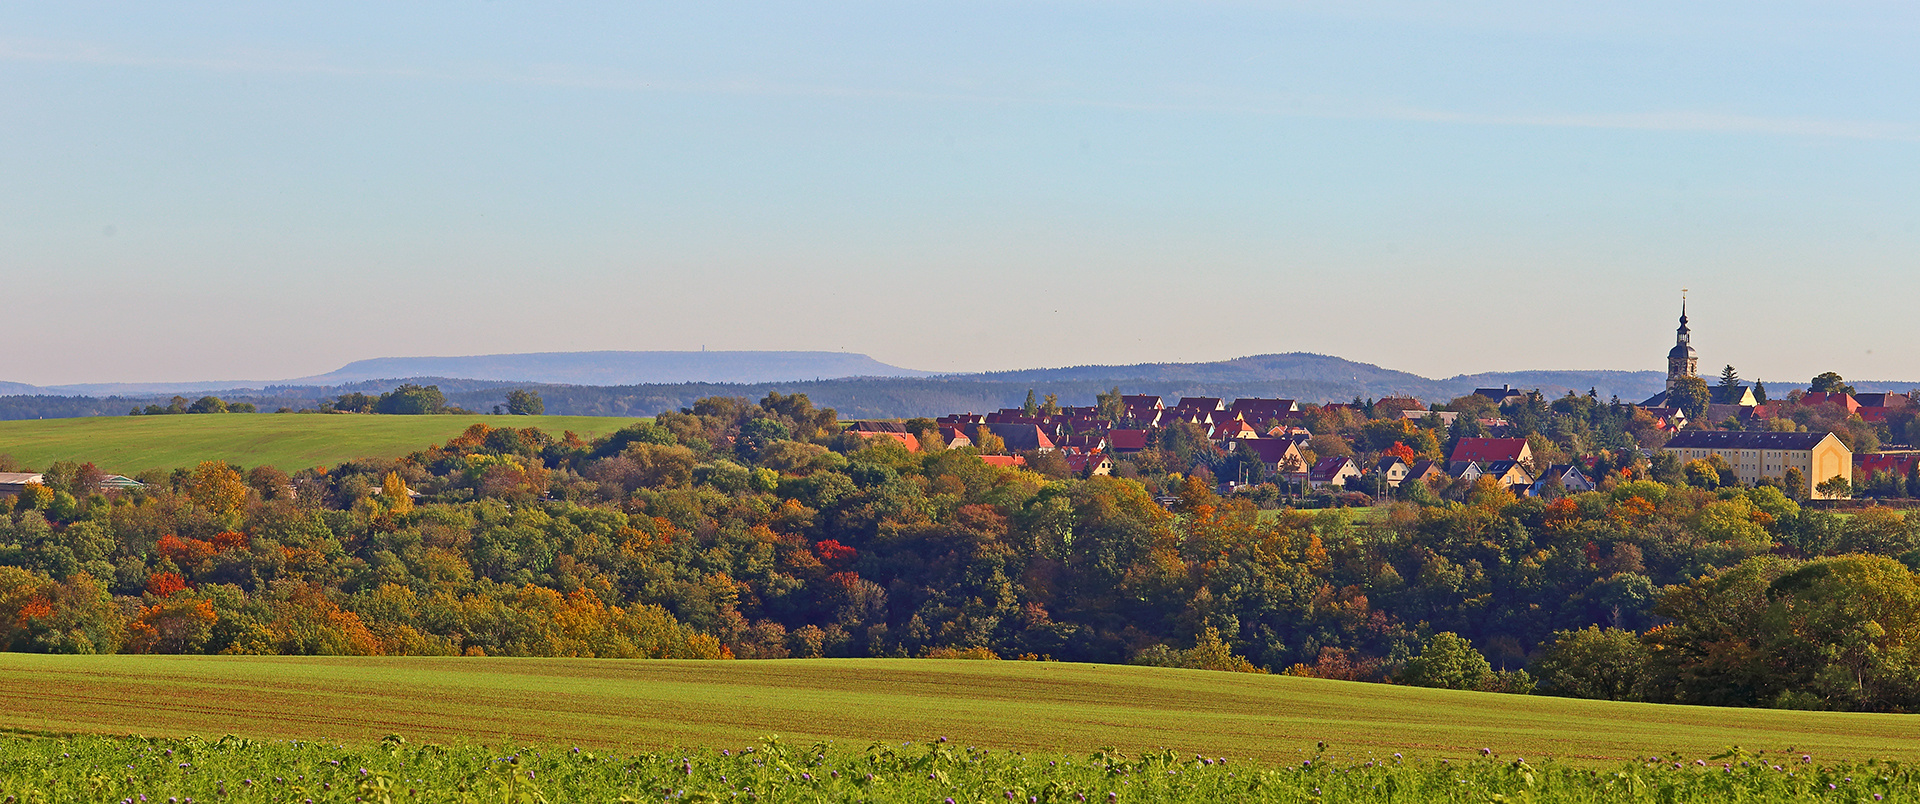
[4,1,1917,387]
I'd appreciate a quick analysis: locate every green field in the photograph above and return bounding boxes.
[3,655,1912,766]
[0,414,637,475]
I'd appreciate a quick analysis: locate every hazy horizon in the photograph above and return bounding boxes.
[6,2,1916,386]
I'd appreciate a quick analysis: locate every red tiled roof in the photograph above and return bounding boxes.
[1107,429,1149,451]
[1857,453,1920,477]
[1449,437,1529,463]
[855,431,920,451]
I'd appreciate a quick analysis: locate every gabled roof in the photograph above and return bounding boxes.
[1375,456,1409,473]
[1405,460,1443,480]
[1858,453,1920,476]
[1121,395,1164,410]
[938,425,973,447]
[0,472,45,486]
[847,421,908,433]
[855,431,920,451]
[1106,429,1149,451]
[1175,397,1226,412]
[1799,392,1860,412]
[1474,385,1526,403]
[1227,398,1298,420]
[1664,430,1839,451]
[1308,456,1358,482]
[1483,460,1533,484]
[1449,437,1529,464]
[1710,384,1757,406]
[969,423,1057,452]
[1854,393,1908,409]
[1236,438,1302,465]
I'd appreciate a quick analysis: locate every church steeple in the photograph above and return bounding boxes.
[1666,292,1698,391]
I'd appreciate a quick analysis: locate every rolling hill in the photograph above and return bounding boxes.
[0,414,632,475]
[1,654,1912,765]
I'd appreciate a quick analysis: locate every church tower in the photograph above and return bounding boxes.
[1666,298,1698,391]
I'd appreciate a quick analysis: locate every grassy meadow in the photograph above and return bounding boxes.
[2,654,1914,767]
[0,414,635,474]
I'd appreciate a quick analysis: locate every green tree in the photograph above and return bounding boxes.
[375,384,446,415]
[1816,474,1853,500]
[1534,627,1651,701]
[504,389,544,416]
[1717,365,1741,396]
[1096,387,1125,422]
[1784,467,1809,501]
[1398,632,1493,690]
[333,392,377,413]
[1809,372,1854,395]
[1753,380,1768,404]
[1022,389,1038,416]
[188,396,228,414]
[1669,376,1711,422]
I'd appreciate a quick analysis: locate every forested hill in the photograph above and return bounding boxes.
[8,350,1920,420]
[966,353,1671,402]
[292,350,937,386]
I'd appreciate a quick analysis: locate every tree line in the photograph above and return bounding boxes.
[2,392,1920,712]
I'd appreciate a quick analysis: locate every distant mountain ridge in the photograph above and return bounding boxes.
[290,350,938,386]
[4,351,1917,421]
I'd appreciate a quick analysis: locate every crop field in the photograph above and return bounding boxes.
[0,414,634,474]
[5,733,1912,804]
[3,655,1916,768]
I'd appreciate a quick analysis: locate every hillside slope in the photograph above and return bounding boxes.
[292,350,936,386]
[0,414,629,474]
[1,655,1911,764]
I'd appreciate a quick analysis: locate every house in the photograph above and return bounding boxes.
[1799,391,1861,415]
[1531,464,1596,495]
[937,425,974,449]
[1209,418,1260,441]
[1175,397,1226,413]
[1637,406,1689,431]
[1064,453,1113,476]
[1446,461,1484,481]
[1227,398,1298,424]
[1473,385,1528,407]
[964,423,1057,452]
[1404,460,1446,487]
[852,430,920,451]
[846,421,908,433]
[1106,429,1150,454]
[1373,456,1410,488]
[1481,460,1534,490]
[1448,437,1532,466]
[1857,452,1920,481]
[1057,434,1108,454]
[1233,438,1306,474]
[1710,384,1760,406]
[100,475,146,491]
[1853,393,1909,409]
[1307,456,1362,490]
[0,473,46,498]
[1401,410,1460,425]
[1120,395,1165,411]
[1662,430,1853,499]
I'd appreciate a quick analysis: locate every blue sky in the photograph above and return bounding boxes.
[4,2,1916,386]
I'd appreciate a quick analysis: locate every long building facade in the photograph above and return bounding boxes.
[1662,430,1852,499]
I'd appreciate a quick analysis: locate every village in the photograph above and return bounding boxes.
[845,305,1914,504]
